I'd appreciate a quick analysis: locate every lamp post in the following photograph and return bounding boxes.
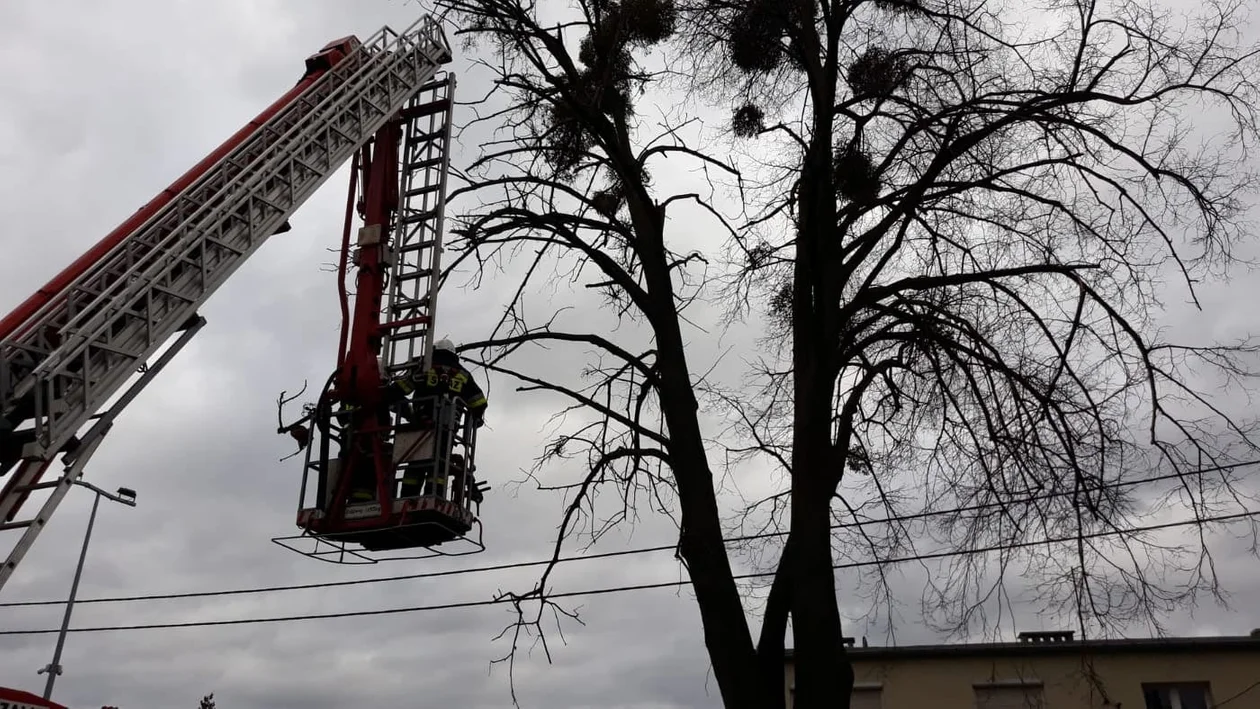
[37,481,137,700]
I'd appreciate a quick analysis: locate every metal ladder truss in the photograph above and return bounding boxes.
[0,33,378,423]
[382,73,456,379]
[2,15,453,462]
[0,15,453,592]
[0,318,206,590]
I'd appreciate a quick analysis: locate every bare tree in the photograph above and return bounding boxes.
[429,0,1260,707]
[683,2,1260,700]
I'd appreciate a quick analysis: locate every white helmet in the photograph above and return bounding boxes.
[434,338,457,355]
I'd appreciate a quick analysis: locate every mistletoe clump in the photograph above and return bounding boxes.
[545,102,594,179]
[769,280,793,321]
[552,0,678,181]
[846,46,911,99]
[873,0,928,15]
[729,0,786,73]
[544,64,632,179]
[746,242,773,269]
[732,103,766,137]
[592,185,624,217]
[579,0,675,74]
[576,67,635,119]
[786,0,818,29]
[833,144,882,204]
[576,7,643,121]
[593,164,652,216]
[620,0,678,45]
[579,29,633,74]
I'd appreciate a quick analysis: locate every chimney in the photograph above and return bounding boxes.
[1017,630,1075,644]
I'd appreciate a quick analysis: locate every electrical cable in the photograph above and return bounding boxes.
[1215,679,1260,707]
[0,508,1255,636]
[1,459,1254,609]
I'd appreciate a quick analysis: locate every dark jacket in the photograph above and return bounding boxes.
[385,352,487,425]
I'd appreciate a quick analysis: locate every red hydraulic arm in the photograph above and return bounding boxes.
[331,120,402,507]
[339,121,401,408]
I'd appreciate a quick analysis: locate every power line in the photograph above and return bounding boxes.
[1215,679,1260,707]
[0,543,668,609]
[2,459,1254,609]
[0,508,1255,636]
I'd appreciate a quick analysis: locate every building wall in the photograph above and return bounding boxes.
[785,648,1260,708]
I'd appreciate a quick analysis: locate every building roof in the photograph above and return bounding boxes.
[784,633,1260,662]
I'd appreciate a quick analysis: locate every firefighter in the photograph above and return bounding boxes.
[385,339,488,499]
[392,339,488,426]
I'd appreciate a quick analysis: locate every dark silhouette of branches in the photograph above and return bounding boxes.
[433,2,766,706]
[274,381,311,462]
[677,0,1260,706]
[429,0,1260,707]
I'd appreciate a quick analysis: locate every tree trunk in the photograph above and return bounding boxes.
[627,190,771,708]
[788,89,854,707]
[788,362,853,709]
[758,536,795,709]
[787,471,853,709]
[661,329,771,709]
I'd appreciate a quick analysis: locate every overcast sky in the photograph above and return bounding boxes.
[1,1,1259,708]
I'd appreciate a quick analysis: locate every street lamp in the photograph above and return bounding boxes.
[37,481,137,701]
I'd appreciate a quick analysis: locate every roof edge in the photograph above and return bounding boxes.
[784,635,1260,661]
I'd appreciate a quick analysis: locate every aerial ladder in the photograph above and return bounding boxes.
[0,14,485,594]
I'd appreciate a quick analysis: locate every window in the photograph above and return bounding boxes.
[974,682,1046,709]
[1142,683,1212,709]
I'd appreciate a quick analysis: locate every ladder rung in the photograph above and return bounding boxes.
[206,237,245,255]
[382,315,431,330]
[407,130,444,146]
[361,96,388,118]
[402,184,441,200]
[69,284,104,300]
[386,328,430,341]
[401,99,451,120]
[293,157,321,175]
[399,210,437,226]
[87,340,145,359]
[417,78,451,94]
[253,195,284,214]
[0,520,34,532]
[329,124,356,145]
[404,157,444,172]
[389,297,430,313]
[397,239,436,255]
[154,285,197,302]
[395,269,433,283]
